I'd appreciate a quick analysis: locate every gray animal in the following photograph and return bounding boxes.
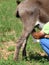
[14,0,49,60]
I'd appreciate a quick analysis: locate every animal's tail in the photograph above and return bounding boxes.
[16,0,21,5]
[16,8,20,18]
[16,0,21,18]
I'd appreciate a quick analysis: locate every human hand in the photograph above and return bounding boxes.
[32,31,45,39]
[32,32,41,39]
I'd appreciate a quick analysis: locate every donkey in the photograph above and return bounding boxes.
[14,0,49,60]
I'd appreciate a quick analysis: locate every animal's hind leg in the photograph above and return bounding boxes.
[14,29,30,60]
[14,8,39,61]
[21,36,29,59]
[21,39,27,58]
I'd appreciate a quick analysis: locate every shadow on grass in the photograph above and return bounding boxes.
[27,51,49,63]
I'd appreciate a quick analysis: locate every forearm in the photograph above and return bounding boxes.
[44,35,49,38]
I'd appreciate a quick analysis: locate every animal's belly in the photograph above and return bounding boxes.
[38,0,49,15]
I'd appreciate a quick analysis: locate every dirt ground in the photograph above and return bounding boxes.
[0,41,16,60]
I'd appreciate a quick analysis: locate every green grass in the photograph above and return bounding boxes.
[0,0,23,42]
[0,0,49,65]
[7,46,15,51]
